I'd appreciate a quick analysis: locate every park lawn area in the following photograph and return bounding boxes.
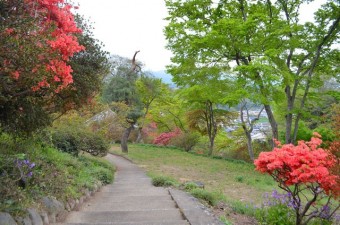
[110,144,277,206]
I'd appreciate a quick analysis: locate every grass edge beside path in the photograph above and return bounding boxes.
[109,144,278,224]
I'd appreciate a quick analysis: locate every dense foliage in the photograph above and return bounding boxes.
[101,55,144,152]
[255,133,339,224]
[0,134,114,215]
[164,0,340,145]
[0,0,82,134]
[0,0,109,135]
[52,129,109,157]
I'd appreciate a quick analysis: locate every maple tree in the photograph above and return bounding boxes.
[255,133,340,225]
[0,0,85,134]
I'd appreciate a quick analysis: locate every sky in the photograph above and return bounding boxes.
[74,0,172,71]
[74,0,326,72]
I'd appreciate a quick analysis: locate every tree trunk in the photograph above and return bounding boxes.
[240,102,258,160]
[208,139,214,156]
[136,127,143,143]
[245,132,254,161]
[206,100,217,156]
[285,85,294,144]
[264,104,278,147]
[121,124,134,153]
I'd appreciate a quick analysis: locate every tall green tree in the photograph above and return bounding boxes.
[164,0,339,144]
[102,55,143,152]
[135,75,164,142]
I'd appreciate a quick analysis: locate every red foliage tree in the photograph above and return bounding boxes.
[0,0,84,134]
[254,133,340,225]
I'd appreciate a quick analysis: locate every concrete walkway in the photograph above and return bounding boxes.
[58,154,223,225]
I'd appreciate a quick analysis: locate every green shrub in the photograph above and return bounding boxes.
[52,130,80,156]
[170,132,200,152]
[314,127,336,144]
[52,129,109,157]
[91,167,114,184]
[190,188,217,206]
[151,176,176,187]
[77,131,109,156]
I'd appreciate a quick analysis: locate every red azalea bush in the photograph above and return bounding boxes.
[1,0,84,93]
[153,128,181,146]
[254,133,340,224]
[1,0,85,133]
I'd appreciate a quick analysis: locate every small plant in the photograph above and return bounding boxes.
[183,182,200,191]
[190,188,217,206]
[220,216,233,225]
[255,133,340,225]
[151,176,176,187]
[256,190,338,225]
[229,200,257,216]
[235,176,244,183]
[256,190,295,225]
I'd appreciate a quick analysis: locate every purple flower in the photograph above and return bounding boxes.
[16,158,35,179]
[16,159,23,167]
[320,205,331,219]
[334,214,340,223]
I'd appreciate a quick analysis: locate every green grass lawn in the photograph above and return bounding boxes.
[110,144,277,206]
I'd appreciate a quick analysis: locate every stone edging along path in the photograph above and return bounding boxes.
[0,181,103,225]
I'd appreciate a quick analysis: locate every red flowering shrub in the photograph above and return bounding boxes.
[1,0,83,91]
[255,133,340,224]
[153,128,181,146]
[0,0,85,134]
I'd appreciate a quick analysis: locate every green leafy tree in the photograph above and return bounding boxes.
[148,89,188,133]
[164,0,340,144]
[180,84,236,155]
[102,55,143,152]
[135,75,164,142]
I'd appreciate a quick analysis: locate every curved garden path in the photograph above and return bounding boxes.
[58,154,223,225]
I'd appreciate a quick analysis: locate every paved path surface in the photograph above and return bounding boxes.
[58,154,223,225]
